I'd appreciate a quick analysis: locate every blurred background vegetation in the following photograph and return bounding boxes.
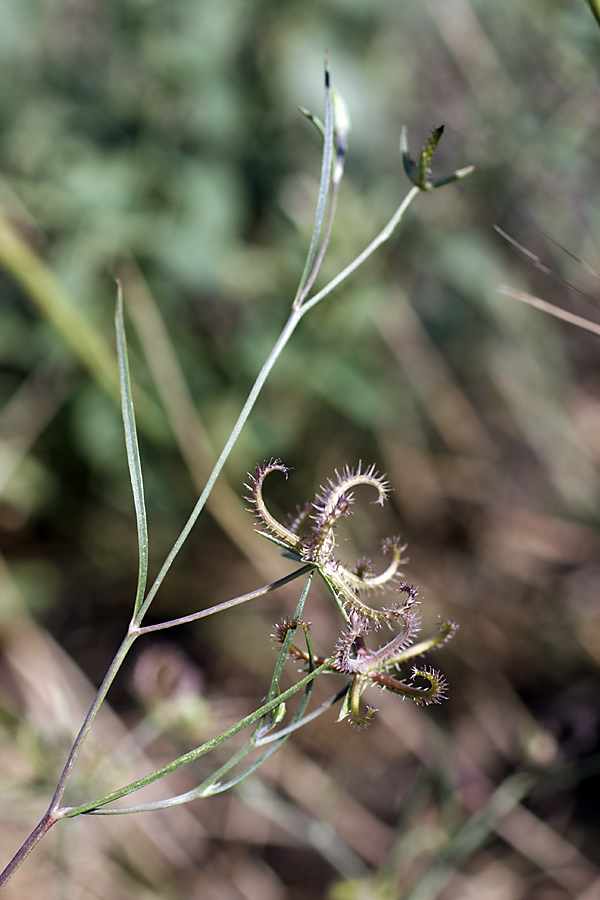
[1,0,600,897]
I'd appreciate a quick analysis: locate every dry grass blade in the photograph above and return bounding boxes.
[495,225,600,309]
[0,366,66,495]
[498,285,600,338]
[376,294,494,458]
[423,0,518,113]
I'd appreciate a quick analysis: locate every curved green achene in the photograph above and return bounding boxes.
[385,619,458,667]
[348,674,376,728]
[275,583,456,727]
[371,667,447,704]
[339,665,447,726]
[244,460,303,551]
[248,462,404,626]
[338,540,405,593]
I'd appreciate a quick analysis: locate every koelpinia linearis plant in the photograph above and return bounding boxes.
[250,460,458,727]
[0,60,473,888]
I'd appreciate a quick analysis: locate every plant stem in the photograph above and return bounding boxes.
[134,308,304,625]
[299,185,420,315]
[78,686,348,816]
[50,632,138,808]
[0,812,60,888]
[136,565,314,635]
[61,661,331,817]
[0,175,422,888]
[134,183,420,626]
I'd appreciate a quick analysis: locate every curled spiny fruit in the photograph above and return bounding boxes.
[397,581,419,606]
[338,536,406,597]
[288,502,312,535]
[331,620,368,674]
[246,460,408,627]
[245,461,457,726]
[311,463,389,540]
[244,459,289,507]
[332,596,455,723]
[397,666,448,705]
[361,612,422,669]
[305,494,353,564]
[244,460,302,551]
[349,705,377,731]
[322,572,407,628]
[433,619,459,647]
[363,665,448,708]
[271,616,297,644]
[331,606,420,676]
[353,557,374,579]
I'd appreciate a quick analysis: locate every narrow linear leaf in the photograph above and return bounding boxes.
[586,0,600,28]
[293,56,335,306]
[298,107,325,138]
[266,573,314,704]
[66,661,331,816]
[115,281,149,620]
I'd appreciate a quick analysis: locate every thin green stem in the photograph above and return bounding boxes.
[0,811,62,888]
[134,188,420,626]
[295,174,342,308]
[136,565,314,635]
[49,632,139,811]
[205,740,286,797]
[299,185,420,316]
[62,661,331,817]
[78,681,348,816]
[263,573,314,709]
[128,575,317,814]
[292,58,334,308]
[86,577,316,817]
[255,683,347,745]
[5,175,422,870]
[134,307,304,625]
